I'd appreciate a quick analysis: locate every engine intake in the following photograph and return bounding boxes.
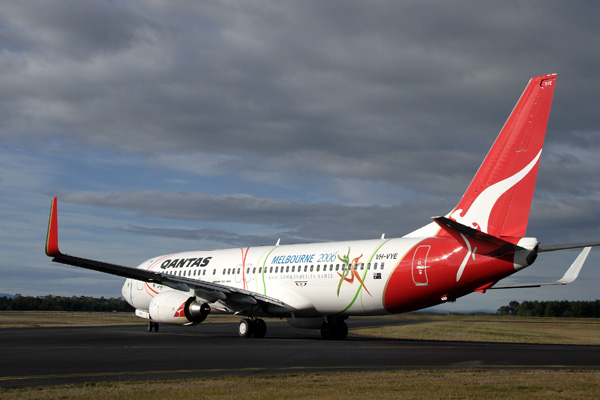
[184,297,211,324]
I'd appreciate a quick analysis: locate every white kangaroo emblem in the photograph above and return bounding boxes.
[450,150,542,234]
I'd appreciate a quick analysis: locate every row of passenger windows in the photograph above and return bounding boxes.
[164,262,386,278]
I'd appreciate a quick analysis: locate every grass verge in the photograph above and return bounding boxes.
[1,370,599,399]
[0,311,248,328]
[353,314,600,345]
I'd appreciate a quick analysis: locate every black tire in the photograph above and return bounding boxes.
[147,321,159,332]
[238,318,253,338]
[320,322,334,340]
[333,321,348,340]
[252,319,267,338]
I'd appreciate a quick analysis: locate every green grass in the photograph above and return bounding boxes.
[352,314,600,345]
[1,370,599,399]
[0,311,245,328]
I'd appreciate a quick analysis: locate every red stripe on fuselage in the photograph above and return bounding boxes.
[383,237,516,313]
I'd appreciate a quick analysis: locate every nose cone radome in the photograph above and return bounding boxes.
[121,279,132,305]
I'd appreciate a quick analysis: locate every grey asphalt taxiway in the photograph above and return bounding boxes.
[1,318,599,388]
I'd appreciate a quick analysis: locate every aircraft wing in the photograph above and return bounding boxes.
[45,198,288,313]
[489,246,591,289]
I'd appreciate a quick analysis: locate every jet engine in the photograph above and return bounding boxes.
[148,290,210,325]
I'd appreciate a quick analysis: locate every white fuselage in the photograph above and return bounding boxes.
[122,237,421,318]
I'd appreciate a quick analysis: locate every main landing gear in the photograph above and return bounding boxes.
[320,318,348,340]
[238,318,267,338]
[148,321,159,332]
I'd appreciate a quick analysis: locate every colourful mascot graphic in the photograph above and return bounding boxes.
[336,248,372,297]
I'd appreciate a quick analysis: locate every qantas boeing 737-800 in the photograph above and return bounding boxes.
[45,74,598,339]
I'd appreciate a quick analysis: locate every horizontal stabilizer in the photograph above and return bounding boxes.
[539,242,600,252]
[432,216,527,257]
[490,246,591,289]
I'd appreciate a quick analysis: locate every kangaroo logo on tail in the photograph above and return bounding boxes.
[445,74,556,238]
[450,149,542,233]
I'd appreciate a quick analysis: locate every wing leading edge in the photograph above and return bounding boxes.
[45,197,288,313]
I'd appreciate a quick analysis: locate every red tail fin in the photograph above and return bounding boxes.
[447,74,557,237]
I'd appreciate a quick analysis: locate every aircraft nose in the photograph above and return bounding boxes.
[121,279,131,305]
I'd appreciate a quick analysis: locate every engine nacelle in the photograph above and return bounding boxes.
[148,291,210,325]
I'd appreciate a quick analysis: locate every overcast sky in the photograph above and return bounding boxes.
[1,1,599,312]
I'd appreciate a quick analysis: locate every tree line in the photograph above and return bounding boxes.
[0,294,134,312]
[497,300,600,318]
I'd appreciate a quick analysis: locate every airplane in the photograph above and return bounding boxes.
[45,73,599,339]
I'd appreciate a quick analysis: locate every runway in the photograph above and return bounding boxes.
[2,318,599,388]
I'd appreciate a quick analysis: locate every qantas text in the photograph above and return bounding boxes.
[160,257,212,269]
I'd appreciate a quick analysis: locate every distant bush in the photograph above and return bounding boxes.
[0,295,134,312]
[497,300,600,317]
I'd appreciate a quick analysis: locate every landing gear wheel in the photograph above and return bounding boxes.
[147,321,159,332]
[320,322,334,340]
[333,321,348,340]
[321,320,348,340]
[252,319,267,338]
[238,318,253,338]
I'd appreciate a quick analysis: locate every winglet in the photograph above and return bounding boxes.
[490,246,591,289]
[556,246,591,284]
[45,197,62,257]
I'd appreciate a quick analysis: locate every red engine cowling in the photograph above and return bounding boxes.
[148,291,210,325]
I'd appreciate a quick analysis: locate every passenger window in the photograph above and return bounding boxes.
[381,262,385,270]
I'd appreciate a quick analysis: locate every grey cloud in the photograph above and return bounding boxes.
[2,1,599,167]
[61,190,456,244]
[4,0,599,306]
